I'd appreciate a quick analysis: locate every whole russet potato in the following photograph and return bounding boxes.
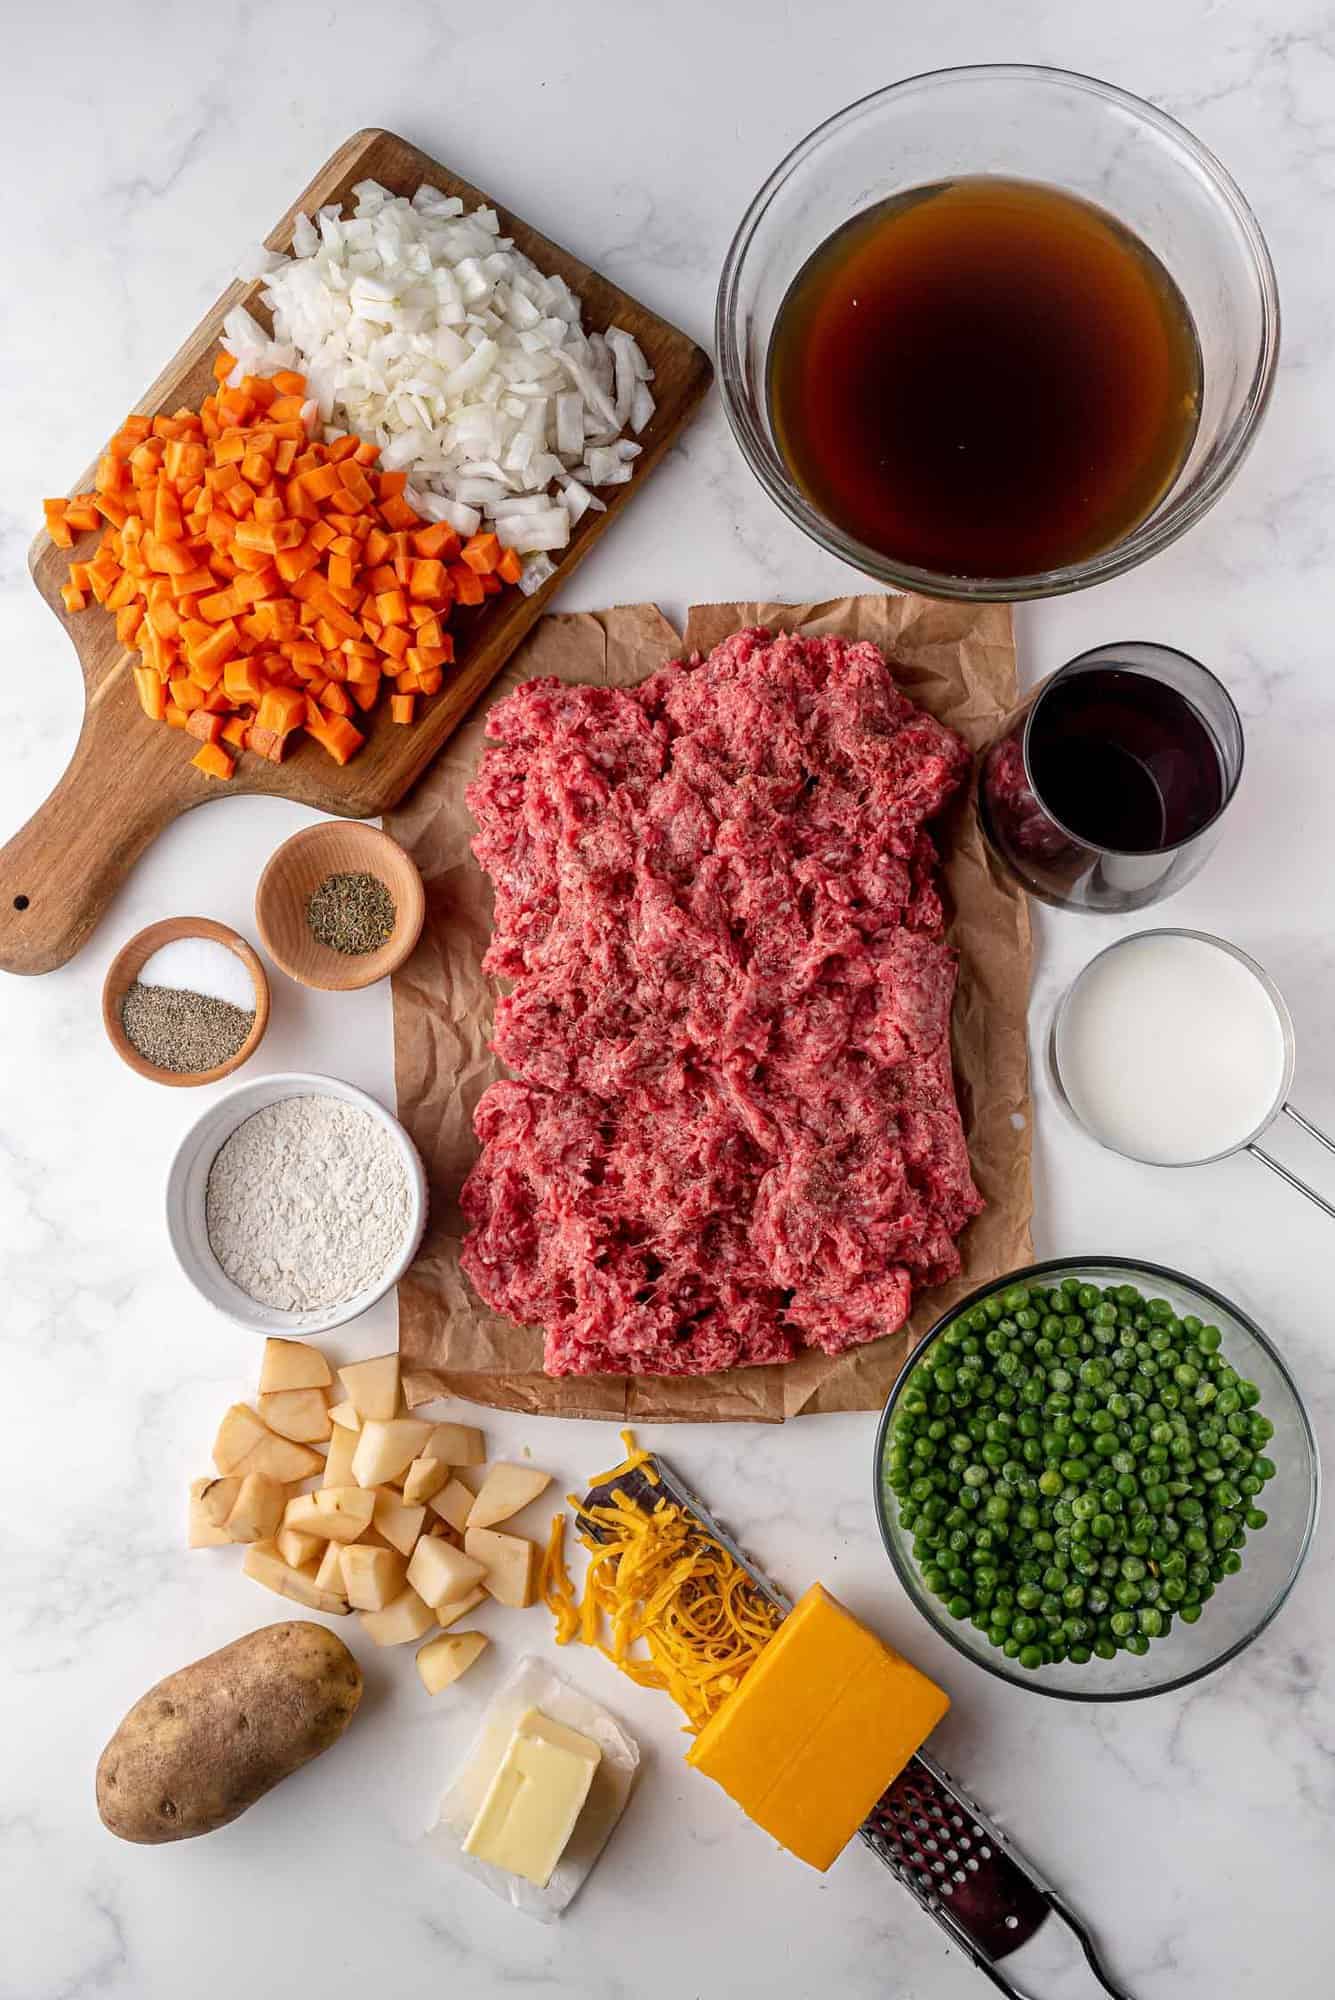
[96,1621,362,1843]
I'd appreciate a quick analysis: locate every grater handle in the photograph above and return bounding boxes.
[944,1894,1138,2000]
[861,1754,1138,2000]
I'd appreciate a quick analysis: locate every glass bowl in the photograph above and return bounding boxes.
[873,1257,1319,1701]
[716,65,1280,601]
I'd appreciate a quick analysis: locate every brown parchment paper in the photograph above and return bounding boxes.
[387,593,1032,1422]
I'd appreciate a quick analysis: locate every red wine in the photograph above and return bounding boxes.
[1027,667,1224,852]
[767,177,1202,578]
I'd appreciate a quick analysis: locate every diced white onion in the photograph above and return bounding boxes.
[235,181,656,550]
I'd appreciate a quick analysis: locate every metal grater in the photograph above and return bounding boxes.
[580,1455,1136,2000]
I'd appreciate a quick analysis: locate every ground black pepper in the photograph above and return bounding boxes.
[306,871,397,955]
[121,983,255,1074]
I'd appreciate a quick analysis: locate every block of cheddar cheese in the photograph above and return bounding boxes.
[685,1582,949,1871]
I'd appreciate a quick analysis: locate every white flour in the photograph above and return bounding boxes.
[206,1095,413,1312]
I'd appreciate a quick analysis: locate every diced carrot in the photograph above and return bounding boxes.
[168,676,205,713]
[186,709,224,746]
[410,521,455,560]
[223,658,266,704]
[275,538,321,583]
[116,603,145,646]
[244,724,289,764]
[43,351,529,773]
[450,563,485,606]
[44,500,74,549]
[213,351,237,382]
[132,666,166,720]
[409,558,448,599]
[256,687,306,734]
[297,462,342,502]
[191,741,235,780]
[379,493,418,530]
[305,709,365,764]
[460,532,501,574]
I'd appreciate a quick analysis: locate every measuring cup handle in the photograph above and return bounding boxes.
[1247,1140,1335,1221]
[1281,1101,1335,1158]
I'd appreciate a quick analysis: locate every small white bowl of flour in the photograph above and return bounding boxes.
[166,1072,428,1333]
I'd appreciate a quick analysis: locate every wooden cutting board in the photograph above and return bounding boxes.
[3,128,711,976]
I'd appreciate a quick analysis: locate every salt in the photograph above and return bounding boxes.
[139,936,256,1013]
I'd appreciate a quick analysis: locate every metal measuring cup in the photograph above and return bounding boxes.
[1050,929,1335,1219]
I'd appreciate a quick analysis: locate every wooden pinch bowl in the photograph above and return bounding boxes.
[255,821,425,992]
[103,917,269,1086]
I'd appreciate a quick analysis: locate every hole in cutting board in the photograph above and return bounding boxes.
[12,895,29,911]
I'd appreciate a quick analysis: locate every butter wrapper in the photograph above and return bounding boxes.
[425,1654,640,1921]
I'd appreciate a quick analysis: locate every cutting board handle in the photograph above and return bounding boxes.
[0,725,179,976]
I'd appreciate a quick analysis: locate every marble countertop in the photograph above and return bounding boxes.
[4,6,1333,1997]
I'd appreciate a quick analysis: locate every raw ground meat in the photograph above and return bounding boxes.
[460,627,983,1377]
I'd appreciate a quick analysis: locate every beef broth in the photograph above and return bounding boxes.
[768,177,1202,579]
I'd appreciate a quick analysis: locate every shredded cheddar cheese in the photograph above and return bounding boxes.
[539,1430,783,1734]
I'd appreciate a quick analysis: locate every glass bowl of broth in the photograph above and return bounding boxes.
[716,66,1279,600]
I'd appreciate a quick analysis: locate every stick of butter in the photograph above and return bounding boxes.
[463,1706,602,1888]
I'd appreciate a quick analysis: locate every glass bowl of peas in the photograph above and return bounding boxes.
[875,1257,1319,1700]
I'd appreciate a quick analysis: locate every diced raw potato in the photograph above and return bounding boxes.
[406,1534,487,1610]
[328,1401,361,1432]
[258,1336,332,1394]
[243,1540,349,1615]
[337,1354,400,1422]
[467,1463,553,1529]
[225,1472,286,1544]
[435,1586,486,1631]
[342,1544,408,1612]
[258,1388,333,1445]
[213,1403,323,1483]
[403,1456,449,1506]
[284,1487,376,1544]
[351,1418,434,1489]
[196,1475,243,1530]
[314,1541,346,1594]
[237,1431,324,1485]
[323,1424,359,1487]
[189,1477,240,1548]
[359,1585,435,1647]
[277,1525,322,1570]
[212,1403,271,1473]
[430,1478,476,1536]
[240,1440,323,1488]
[465,1526,539,1608]
[428,1422,485,1466]
[416,1631,489,1694]
[372,1491,427,1557]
